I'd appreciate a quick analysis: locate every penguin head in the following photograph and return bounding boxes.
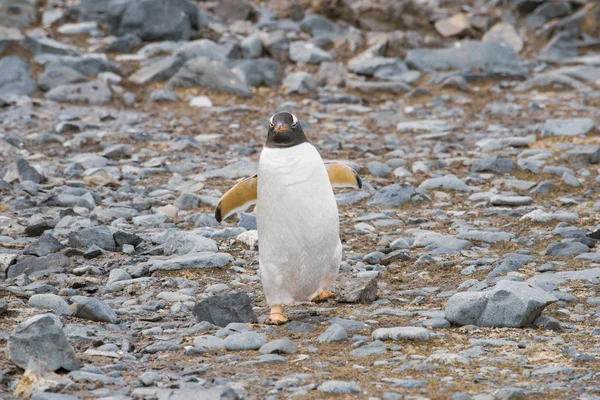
[266,111,309,148]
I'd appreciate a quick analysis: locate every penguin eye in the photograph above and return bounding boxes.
[290,113,298,128]
[291,122,297,128]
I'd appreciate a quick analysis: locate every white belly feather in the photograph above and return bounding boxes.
[256,142,342,306]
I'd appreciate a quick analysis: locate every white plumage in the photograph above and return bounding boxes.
[256,142,341,306]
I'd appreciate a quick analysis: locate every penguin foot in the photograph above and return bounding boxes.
[266,305,288,325]
[311,290,335,303]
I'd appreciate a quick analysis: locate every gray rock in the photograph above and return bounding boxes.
[23,234,64,257]
[68,370,126,386]
[105,33,142,53]
[16,158,43,184]
[367,183,415,206]
[259,339,297,355]
[367,161,392,177]
[8,314,79,371]
[0,300,8,315]
[545,241,589,257]
[192,292,258,327]
[168,58,252,98]
[289,41,332,64]
[489,195,532,206]
[445,280,558,327]
[108,268,131,283]
[34,54,120,76]
[7,253,70,278]
[68,226,116,251]
[175,192,201,209]
[350,340,387,357]
[482,22,523,53]
[336,277,378,303]
[318,324,348,342]
[241,33,262,59]
[542,118,595,137]
[23,36,80,56]
[46,81,112,105]
[562,146,600,165]
[0,56,36,97]
[70,297,118,324]
[223,332,267,351]
[405,41,527,78]
[413,232,470,250]
[372,327,431,341]
[150,252,233,271]
[149,89,180,102]
[108,0,203,41]
[31,394,81,400]
[0,0,36,28]
[419,176,469,191]
[283,71,317,94]
[348,57,408,80]
[28,294,71,316]
[317,61,347,86]
[285,321,317,333]
[128,56,184,84]
[456,231,515,243]
[38,67,89,92]
[230,58,281,87]
[163,231,218,256]
[318,380,361,394]
[471,154,515,174]
[193,335,224,350]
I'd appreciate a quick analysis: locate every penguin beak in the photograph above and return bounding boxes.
[274,122,291,133]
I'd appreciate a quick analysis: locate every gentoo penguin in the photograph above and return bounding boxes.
[215,111,362,324]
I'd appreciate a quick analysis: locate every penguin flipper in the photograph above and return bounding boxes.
[325,162,362,189]
[215,175,258,222]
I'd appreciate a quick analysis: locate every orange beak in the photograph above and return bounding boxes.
[274,123,290,133]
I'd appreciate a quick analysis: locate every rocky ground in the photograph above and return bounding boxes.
[1,0,600,399]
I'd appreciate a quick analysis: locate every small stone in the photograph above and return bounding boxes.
[367,183,415,206]
[189,96,213,108]
[372,327,431,341]
[285,321,317,333]
[318,380,361,394]
[28,294,70,316]
[482,22,523,53]
[434,13,470,37]
[223,332,267,351]
[367,161,392,177]
[16,158,43,184]
[350,340,387,357]
[542,118,595,137]
[259,339,297,355]
[336,277,378,303]
[318,324,348,342]
[192,292,258,327]
[70,297,118,324]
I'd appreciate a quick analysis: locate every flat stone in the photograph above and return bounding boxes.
[542,118,595,137]
[28,294,70,316]
[367,183,415,207]
[259,339,297,355]
[419,176,469,191]
[350,340,387,357]
[490,195,532,206]
[163,231,218,256]
[318,380,361,394]
[150,252,233,271]
[372,327,431,341]
[223,332,267,351]
[285,321,317,333]
[317,324,348,342]
[192,292,258,327]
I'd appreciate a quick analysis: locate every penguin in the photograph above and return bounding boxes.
[215,111,362,324]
